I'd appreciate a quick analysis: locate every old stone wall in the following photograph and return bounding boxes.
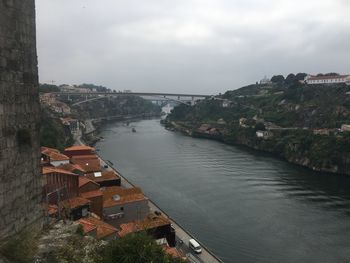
[0,0,43,239]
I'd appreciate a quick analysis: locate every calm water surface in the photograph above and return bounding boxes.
[96,119,350,263]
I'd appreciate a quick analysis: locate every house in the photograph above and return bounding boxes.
[79,177,100,194]
[102,186,149,227]
[304,74,350,85]
[60,117,79,133]
[118,213,176,247]
[256,130,273,139]
[222,100,231,108]
[80,190,104,218]
[42,167,79,204]
[64,145,96,158]
[313,129,331,135]
[58,163,86,176]
[341,124,350,132]
[78,216,118,240]
[79,177,103,217]
[60,197,91,220]
[86,170,121,187]
[41,147,70,167]
[71,154,101,173]
[197,124,211,133]
[260,76,272,85]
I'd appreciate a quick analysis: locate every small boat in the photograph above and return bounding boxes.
[132,128,136,133]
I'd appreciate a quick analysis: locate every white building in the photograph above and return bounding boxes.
[260,76,272,85]
[304,75,350,85]
[341,124,350,132]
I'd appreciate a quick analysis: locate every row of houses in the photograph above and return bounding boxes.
[40,93,71,114]
[41,145,179,253]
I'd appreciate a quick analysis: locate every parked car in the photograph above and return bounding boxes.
[189,239,202,254]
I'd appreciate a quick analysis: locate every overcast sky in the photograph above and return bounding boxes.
[36,0,350,94]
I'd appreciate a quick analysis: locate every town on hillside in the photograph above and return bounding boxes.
[41,144,184,259]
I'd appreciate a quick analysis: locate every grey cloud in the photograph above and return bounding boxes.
[36,0,350,94]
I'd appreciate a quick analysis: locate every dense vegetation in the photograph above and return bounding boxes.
[73,95,161,119]
[166,75,350,174]
[0,228,184,263]
[39,83,60,93]
[40,109,73,151]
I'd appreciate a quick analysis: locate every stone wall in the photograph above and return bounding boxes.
[0,0,43,239]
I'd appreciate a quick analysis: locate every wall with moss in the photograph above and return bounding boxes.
[0,0,43,240]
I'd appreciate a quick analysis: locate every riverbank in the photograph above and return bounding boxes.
[83,113,162,146]
[164,121,350,176]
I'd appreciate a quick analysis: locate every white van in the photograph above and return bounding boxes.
[189,239,202,254]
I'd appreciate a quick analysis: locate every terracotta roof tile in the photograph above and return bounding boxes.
[80,190,103,199]
[65,145,94,152]
[58,163,86,174]
[41,147,70,161]
[42,167,78,176]
[102,186,147,208]
[78,216,117,239]
[61,197,90,209]
[41,146,60,154]
[79,177,100,188]
[71,155,101,173]
[78,220,97,234]
[86,171,120,183]
[118,214,170,237]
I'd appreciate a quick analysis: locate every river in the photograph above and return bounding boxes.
[96,119,350,263]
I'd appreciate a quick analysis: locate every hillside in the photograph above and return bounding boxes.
[166,82,350,175]
[71,95,161,120]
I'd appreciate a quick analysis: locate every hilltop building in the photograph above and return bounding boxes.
[304,75,350,85]
[260,76,272,85]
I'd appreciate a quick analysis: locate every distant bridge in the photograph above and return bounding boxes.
[51,92,211,106]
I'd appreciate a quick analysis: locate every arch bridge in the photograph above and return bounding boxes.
[51,92,210,106]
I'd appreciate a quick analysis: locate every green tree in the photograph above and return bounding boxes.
[271,75,285,84]
[39,83,60,93]
[295,73,307,81]
[285,73,296,85]
[102,232,184,263]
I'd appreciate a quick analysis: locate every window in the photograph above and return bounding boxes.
[82,208,88,217]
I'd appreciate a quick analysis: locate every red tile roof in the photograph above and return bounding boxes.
[80,190,103,199]
[78,219,97,234]
[58,163,86,174]
[41,147,69,161]
[61,197,91,209]
[79,177,100,188]
[44,204,58,216]
[71,155,101,173]
[65,145,94,152]
[42,167,78,176]
[86,170,120,183]
[118,214,170,237]
[78,216,117,239]
[102,186,147,208]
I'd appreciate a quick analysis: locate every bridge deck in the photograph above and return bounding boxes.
[51,92,211,98]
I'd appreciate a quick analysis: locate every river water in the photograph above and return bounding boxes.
[96,119,350,263]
